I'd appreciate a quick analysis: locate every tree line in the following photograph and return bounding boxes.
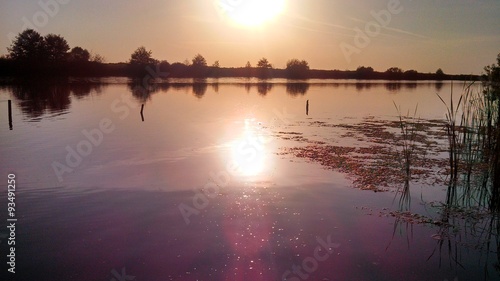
[0,29,480,80]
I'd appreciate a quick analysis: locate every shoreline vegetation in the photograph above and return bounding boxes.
[0,29,480,81]
[0,58,479,81]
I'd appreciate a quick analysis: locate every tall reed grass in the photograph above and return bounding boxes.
[437,81,499,211]
[393,103,419,210]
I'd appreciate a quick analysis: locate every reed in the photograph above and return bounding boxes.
[437,81,499,210]
[393,102,420,210]
[437,82,463,184]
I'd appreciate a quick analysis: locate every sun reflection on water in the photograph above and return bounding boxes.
[229,118,271,177]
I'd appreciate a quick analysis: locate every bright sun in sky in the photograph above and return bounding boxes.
[218,0,286,27]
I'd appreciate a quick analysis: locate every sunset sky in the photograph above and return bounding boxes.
[1,0,499,74]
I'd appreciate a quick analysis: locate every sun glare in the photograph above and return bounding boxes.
[219,0,286,27]
[230,119,268,177]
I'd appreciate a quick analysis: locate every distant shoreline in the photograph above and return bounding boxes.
[0,77,480,86]
[0,61,481,81]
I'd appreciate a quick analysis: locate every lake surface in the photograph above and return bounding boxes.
[0,78,497,280]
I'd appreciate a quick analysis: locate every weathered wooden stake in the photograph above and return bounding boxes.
[8,100,13,130]
[140,104,145,122]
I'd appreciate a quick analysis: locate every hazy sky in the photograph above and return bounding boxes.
[1,0,499,74]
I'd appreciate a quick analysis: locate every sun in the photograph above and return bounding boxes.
[217,0,286,27]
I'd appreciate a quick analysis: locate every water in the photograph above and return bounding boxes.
[0,79,496,280]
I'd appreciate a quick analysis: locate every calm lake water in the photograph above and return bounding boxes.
[0,78,497,280]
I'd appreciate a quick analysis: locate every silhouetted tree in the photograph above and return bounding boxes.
[385,67,403,80]
[170,62,189,77]
[191,54,208,77]
[257,58,272,69]
[483,54,500,100]
[257,58,272,78]
[286,59,310,79]
[8,29,45,62]
[436,68,445,80]
[192,54,207,67]
[355,66,374,79]
[356,66,373,72]
[211,60,220,77]
[44,34,69,62]
[0,55,13,76]
[386,67,403,74]
[128,47,156,76]
[482,53,500,211]
[90,53,105,63]
[130,46,156,65]
[68,47,90,62]
[158,60,170,74]
[403,69,418,80]
[244,61,252,77]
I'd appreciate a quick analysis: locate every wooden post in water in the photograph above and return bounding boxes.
[140,104,145,122]
[8,100,13,130]
[306,100,309,116]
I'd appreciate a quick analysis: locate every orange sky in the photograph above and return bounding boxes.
[1,0,499,74]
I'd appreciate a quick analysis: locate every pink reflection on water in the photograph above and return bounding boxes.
[221,187,277,280]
